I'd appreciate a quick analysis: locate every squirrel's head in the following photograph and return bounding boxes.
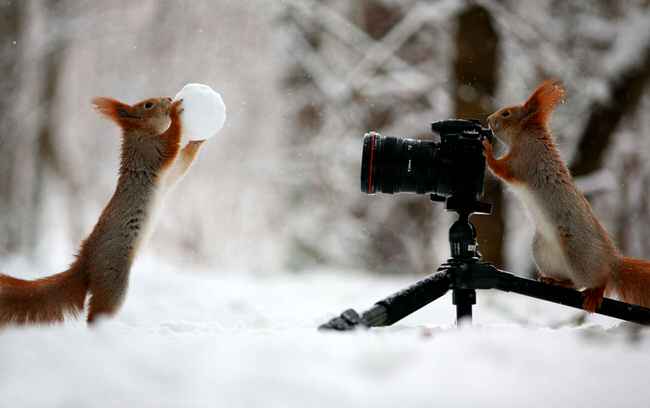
[92,96,174,135]
[488,80,565,146]
[93,96,183,174]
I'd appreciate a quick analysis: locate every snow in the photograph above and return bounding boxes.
[174,83,226,141]
[1,254,649,407]
[2,2,649,406]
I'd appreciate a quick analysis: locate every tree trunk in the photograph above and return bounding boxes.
[32,0,68,250]
[452,5,503,267]
[0,2,26,255]
[279,0,455,274]
[570,44,650,178]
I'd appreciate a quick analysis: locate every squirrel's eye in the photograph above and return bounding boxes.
[501,110,510,118]
[144,102,154,110]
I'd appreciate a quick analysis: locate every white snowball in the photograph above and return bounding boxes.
[174,83,226,141]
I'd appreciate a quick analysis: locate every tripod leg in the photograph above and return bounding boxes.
[452,288,476,324]
[319,272,452,330]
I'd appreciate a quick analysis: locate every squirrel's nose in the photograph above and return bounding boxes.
[487,115,496,130]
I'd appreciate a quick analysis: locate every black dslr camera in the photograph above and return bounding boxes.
[360,119,493,207]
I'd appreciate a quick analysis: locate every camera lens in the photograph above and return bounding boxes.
[361,132,380,193]
[360,120,490,206]
[361,132,438,194]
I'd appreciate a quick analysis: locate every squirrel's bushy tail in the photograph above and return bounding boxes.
[613,257,650,308]
[0,265,88,326]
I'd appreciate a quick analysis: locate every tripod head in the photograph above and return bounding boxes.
[435,194,492,260]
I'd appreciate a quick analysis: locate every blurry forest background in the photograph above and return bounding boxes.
[1,0,649,278]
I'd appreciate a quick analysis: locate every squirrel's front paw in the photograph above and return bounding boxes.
[582,286,605,312]
[482,139,493,157]
[171,98,184,115]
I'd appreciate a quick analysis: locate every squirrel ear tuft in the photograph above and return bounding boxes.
[523,79,565,127]
[92,97,133,124]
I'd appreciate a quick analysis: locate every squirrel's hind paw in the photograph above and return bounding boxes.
[582,286,605,312]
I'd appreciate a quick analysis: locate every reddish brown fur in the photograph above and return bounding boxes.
[487,80,650,312]
[522,79,566,129]
[92,97,131,126]
[616,257,650,308]
[583,285,606,312]
[158,100,184,169]
[0,264,88,325]
[0,96,186,327]
[482,139,520,183]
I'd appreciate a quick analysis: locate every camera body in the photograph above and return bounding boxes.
[361,119,494,205]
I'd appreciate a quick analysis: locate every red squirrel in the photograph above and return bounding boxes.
[484,79,650,312]
[0,96,204,326]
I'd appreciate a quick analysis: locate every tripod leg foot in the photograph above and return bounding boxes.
[582,285,605,312]
[319,309,365,331]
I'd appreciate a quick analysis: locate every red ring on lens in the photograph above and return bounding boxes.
[368,134,377,193]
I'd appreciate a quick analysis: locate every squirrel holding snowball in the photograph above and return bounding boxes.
[484,79,650,311]
[0,94,207,326]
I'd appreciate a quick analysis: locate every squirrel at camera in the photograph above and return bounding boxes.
[0,96,204,326]
[484,79,650,312]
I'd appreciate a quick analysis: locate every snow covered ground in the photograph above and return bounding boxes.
[1,255,649,408]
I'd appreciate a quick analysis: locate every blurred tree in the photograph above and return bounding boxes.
[0,0,70,258]
[570,43,650,179]
[451,5,502,267]
[575,42,650,256]
[278,0,466,274]
[0,1,27,255]
[483,0,650,275]
[33,0,70,244]
[277,0,650,276]
[352,0,437,275]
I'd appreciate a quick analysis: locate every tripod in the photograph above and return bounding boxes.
[320,195,650,330]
